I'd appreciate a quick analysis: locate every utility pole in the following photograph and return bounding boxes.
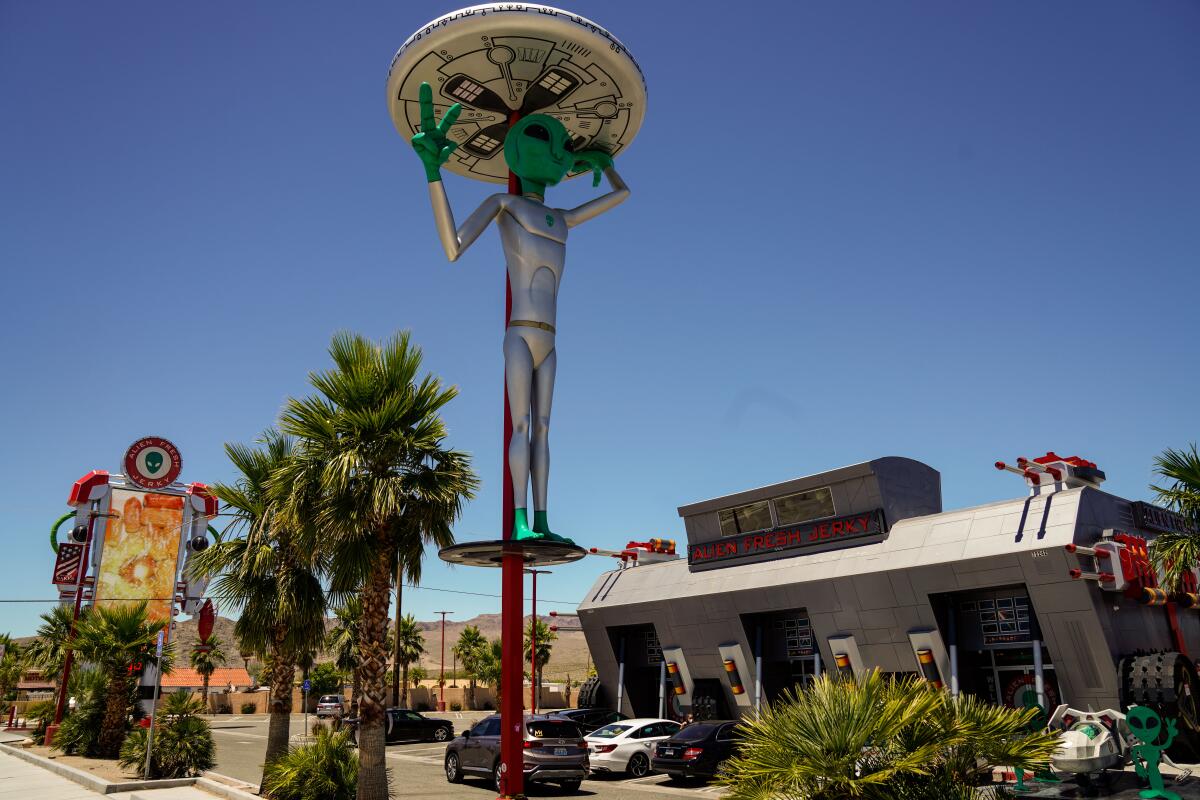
[436,611,452,711]
[525,569,551,714]
[392,565,404,707]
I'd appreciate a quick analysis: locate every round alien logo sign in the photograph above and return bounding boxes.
[124,436,182,489]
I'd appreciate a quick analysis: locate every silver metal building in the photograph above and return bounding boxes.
[577,454,1200,748]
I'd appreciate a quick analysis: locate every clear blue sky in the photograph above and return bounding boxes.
[2,1,1197,637]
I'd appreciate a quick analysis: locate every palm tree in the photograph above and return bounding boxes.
[474,639,504,706]
[194,430,327,776]
[1149,444,1200,588]
[524,618,556,706]
[395,615,425,708]
[328,598,363,716]
[71,601,171,758]
[453,626,487,710]
[25,604,85,692]
[189,638,227,709]
[0,637,22,702]
[409,665,429,689]
[272,331,478,800]
[719,671,1059,800]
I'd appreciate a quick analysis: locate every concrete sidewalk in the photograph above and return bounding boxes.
[0,750,223,800]
[0,749,103,798]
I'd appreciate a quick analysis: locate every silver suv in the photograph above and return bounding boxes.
[444,714,588,792]
[315,695,344,719]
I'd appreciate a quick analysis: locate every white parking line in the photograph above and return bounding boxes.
[212,729,266,739]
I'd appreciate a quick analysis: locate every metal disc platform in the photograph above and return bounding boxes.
[439,538,586,568]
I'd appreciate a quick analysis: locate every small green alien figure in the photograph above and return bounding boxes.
[1126,705,1181,800]
[410,82,630,543]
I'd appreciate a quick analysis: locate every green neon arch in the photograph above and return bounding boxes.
[49,512,74,554]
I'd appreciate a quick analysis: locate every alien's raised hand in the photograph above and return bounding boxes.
[411,82,462,182]
[572,149,614,188]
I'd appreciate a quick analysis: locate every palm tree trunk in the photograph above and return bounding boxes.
[201,673,210,710]
[263,627,294,777]
[400,663,409,707]
[357,543,393,800]
[351,666,361,717]
[97,669,130,758]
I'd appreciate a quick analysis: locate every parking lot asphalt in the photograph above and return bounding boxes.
[208,714,727,800]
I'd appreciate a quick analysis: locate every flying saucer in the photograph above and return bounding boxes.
[387,4,647,184]
[439,538,587,568]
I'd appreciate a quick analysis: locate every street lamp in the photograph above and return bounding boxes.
[436,611,452,711]
[525,569,551,713]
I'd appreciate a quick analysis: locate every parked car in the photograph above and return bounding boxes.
[651,720,744,782]
[345,708,455,744]
[548,707,628,734]
[444,713,588,792]
[585,718,681,777]
[315,695,344,718]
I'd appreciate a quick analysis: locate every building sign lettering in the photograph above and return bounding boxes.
[689,510,886,566]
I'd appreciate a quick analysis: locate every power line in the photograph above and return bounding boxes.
[0,583,581,606]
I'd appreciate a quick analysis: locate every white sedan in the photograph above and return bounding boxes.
[585,718,682,778]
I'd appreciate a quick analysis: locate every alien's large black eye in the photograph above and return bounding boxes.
[524,124,550,141]
[563,138,576,153]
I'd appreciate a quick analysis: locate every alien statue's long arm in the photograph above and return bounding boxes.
[563,166,629,228]
[428,181,504,262]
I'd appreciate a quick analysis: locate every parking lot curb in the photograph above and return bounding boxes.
[197,774,262,799]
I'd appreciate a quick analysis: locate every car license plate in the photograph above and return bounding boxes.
[661,748,676,757]
[554,747,568,756]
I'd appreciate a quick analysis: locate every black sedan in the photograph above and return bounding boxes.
[651,720,743,782]
[548,708,628,735]
[346,708,454,744]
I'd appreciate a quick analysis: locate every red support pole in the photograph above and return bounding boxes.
[499,109,526,800]
[531,573,537,714]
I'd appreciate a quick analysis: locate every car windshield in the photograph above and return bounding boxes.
[674,723,718,741]
[589,724,633,739]
[318,696,340,703]
[526,720,581,739]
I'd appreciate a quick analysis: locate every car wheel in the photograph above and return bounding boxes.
[493,761,503,792]
[444,752,463,784]
[626,752,650,778]
[433,726,450,742]
[559,779,582,792]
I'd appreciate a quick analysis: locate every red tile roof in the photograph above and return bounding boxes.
[160,667,253,688]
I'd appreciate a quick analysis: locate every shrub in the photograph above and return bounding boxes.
[261,727,358,800]
[304,663,343,697]
[480,700,494,710]
[719,672,1057,800]
[449,701,462,712]
[25,700,56,745]
[53,668,111,757]
[119,705,215,778]
[414,701,430,712]
[159,690,205,719]
[241,702,258,714]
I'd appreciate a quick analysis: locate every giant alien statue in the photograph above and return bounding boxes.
[411,82,629,543]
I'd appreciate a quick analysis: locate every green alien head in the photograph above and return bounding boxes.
[1127,705,1164,743]
[504,114,577,193]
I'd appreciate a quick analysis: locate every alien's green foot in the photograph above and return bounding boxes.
[1140,791,1181,800]
[512,509,546,541]
[533,511,575,546]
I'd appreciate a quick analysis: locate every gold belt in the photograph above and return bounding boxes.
[508,320,556,334]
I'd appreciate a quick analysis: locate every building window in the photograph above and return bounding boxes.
[773,487,835,526]
[719,500,772,536]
